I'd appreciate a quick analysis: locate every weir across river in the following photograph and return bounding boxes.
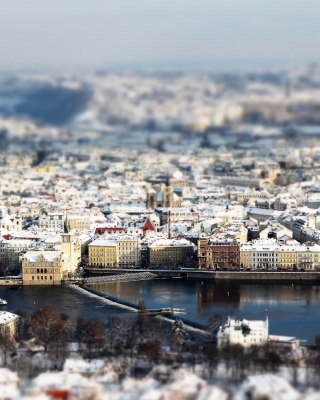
[85,268,320,282]
[83,272,157,284]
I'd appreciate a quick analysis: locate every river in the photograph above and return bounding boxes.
[1,279,320,343]
[90,278,320,343]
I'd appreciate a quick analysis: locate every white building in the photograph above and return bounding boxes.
[217,316,269,348]
[117,236,141,267]
[39,212,65,231]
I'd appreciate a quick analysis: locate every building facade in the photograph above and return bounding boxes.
[39,212,65,231]
[148,238,194,267]
[22,251,71,285]
[217,316,269,348]
[198,238,240,270]
[88,239,118,268]
[117,236,141,267]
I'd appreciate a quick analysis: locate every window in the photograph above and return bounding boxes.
[32,276,34,280]
[50,276,52,280]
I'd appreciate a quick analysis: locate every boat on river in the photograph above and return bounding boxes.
[0,299,7,305]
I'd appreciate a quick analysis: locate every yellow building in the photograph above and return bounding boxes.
[279,246,297,270]
[34,165,56,173]
[149,238,194,267]
[240,244,252,269]
[66,214,91,232]
[88,239,118,268]
[22,251,71,285]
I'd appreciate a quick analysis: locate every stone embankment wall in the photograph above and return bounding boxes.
[0,279,23,285]
[214,272,320,281]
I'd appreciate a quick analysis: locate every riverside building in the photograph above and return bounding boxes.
[198,238,240,270]
[217,316,269,348]
[22,251,71,285]
[88,238,118,268]
[148,238,194,267]
[240,239,320,270]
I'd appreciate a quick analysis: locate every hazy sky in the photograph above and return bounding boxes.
[0,0,319,71]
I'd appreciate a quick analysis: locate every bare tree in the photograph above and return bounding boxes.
[74,316,86,352]
[108,316,136,353]
[137,300,149,336]
[206,314,223,336]
[203,344,219,379]
[139,339,162,366]
[81,318,107,359]
[26,306,70,353]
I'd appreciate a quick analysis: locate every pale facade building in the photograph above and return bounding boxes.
[217,316,269,348]
[66,214,91,232]
[296,243,320,270]
[22,251,71,285]
[0,208,22,232]
[250,239,280,270]
[117,236,141,267]
[39,212,65,231]
[240,240,320,270]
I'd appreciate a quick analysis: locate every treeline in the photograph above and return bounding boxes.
[2,303,320,387]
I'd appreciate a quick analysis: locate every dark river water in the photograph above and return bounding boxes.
[91,278,320,344]
[1,279,320,343]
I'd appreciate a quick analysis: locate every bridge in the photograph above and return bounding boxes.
[84,268,320,281]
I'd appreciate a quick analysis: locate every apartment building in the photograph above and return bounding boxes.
[249,239,280,270]
[240,243,252,269]
[0,239,33,272]
[39,212,65,231]
[296,243,320,270]
[279,245,297,270]
[198,238,240,270]
[240,239,320,270]
[148,238,194,267]
[156,208,199,226]
[88,239,118,268]
[66,214,91,232]
[117,236,141,267]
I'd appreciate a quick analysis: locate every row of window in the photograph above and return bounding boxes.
[31,276,53,280]
[24,268,59,273]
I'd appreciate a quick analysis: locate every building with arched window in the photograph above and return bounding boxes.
[22,251,71,285]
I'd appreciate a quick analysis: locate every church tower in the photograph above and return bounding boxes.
[163,176,174,208]
[15,211,22,231]
[146,188,156,209]
[61,233,74,262]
